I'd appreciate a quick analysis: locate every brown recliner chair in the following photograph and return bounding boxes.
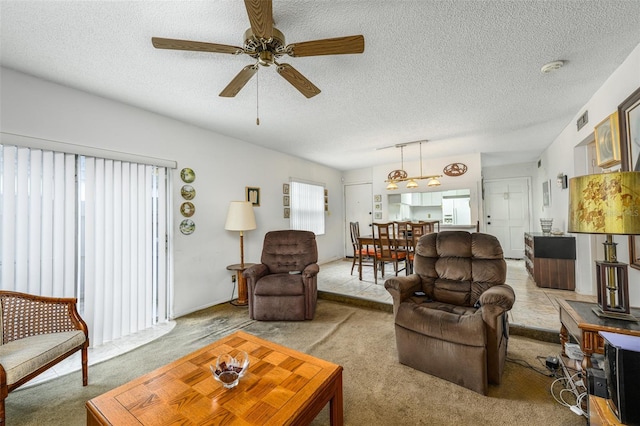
[243,230,319,321]
[384,231,515,395]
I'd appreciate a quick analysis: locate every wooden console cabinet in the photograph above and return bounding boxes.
[524,232,575,290]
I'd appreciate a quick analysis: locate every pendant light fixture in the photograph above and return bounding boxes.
[384,141,442,189]
[386,145,408,190]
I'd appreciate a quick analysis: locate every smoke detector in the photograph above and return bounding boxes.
[541,60,564,74]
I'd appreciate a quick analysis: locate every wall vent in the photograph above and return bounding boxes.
[577,110,589,131]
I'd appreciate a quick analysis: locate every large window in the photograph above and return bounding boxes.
[289,180,325,235]
[0,144,169,347]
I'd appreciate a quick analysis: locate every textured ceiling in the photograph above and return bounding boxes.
[2,1,640,171]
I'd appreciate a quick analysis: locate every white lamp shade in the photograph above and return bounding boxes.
[225,201,257,231]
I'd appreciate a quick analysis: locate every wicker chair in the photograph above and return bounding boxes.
[0,291,89,422]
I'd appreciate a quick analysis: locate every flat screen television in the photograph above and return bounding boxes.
[600,331,640,425]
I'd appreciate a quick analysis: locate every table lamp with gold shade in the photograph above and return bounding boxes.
[568,171,640,321]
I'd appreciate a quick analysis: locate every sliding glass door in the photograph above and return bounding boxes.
[0,144,170,347]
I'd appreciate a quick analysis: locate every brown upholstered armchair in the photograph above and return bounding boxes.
[384,231,515,395]
[243,230,319,321]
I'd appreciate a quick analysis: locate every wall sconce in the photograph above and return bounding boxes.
[557,173,568,189]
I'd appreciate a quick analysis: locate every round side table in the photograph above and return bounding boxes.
[226,263,256,306]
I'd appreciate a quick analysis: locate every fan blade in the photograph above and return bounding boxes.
[219,65,258,97]
[152,37,242,54]
[276,63,321,98]
[287,35,364,57]
[244,0,273,40]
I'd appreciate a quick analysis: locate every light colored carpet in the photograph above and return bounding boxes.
[8,300,585,425]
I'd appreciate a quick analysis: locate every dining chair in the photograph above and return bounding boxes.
[349,221,375,275]
[406,222,429,274]
[372,222,407,284]
[393,221,412,275]
[422,221,435,233]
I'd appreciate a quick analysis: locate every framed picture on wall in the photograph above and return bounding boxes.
[630,238,640,270]
[619,87,640,172]
[594,111,621,168]
[618,86,640,269]
[542,180,551,207]
[246,186,260,206]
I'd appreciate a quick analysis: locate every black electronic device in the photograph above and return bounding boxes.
[545,356,559,370]
[600,331,640,425]
[586,367,608,398]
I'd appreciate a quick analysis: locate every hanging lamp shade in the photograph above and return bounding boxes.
[427,177,441,187]
[406,179,418,189]
[386,181,399,190]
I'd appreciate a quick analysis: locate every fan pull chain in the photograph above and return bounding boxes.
[256,70,260,126]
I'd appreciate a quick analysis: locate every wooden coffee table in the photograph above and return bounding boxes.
[86,331,343,425]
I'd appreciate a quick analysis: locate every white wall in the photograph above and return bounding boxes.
[0,67,344,317]
[537,42,640,303]
[482,161,537,181]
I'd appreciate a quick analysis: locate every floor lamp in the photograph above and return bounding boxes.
[225,201,257,305]
[568,171,640,321]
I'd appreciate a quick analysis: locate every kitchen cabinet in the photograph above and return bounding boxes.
[400,193,424,206]
[388,194,401,204]
[524,233,575,290]
[421,192,442,206]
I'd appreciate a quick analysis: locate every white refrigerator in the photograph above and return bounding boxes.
[442,198,471,225]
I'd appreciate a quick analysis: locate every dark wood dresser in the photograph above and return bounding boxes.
[524,232,576,290]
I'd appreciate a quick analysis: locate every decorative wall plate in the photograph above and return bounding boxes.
[180,168,196,183]
[180,202,195,217]
[181,185,196,200]
[179,219,195,235]
[443,163,468,177]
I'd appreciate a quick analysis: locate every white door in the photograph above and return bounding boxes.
[483,178,531,259]
[344,183,373,257]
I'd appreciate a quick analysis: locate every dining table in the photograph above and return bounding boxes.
[356,221,440,280]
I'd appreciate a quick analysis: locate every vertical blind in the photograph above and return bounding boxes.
[1,146,77,296]
[0,144,169,347]
[290,180,325,235]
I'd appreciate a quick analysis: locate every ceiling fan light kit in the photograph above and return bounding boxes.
[152,0,364,99]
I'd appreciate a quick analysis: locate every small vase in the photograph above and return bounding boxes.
[540,218,553,235]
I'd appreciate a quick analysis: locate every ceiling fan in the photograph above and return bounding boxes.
[152,0,365,98]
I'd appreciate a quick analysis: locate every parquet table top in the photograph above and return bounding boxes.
[86,330,343,425]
